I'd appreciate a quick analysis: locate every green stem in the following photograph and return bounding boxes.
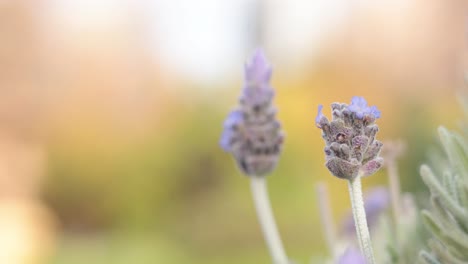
[250,176,289,264]
[347,176,376,264]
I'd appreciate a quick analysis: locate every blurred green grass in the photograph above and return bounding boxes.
[50,233,329,264]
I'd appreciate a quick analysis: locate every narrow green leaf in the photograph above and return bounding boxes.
[420,165,468,227]
[438,127,468,179]
[421,210,444,242]
[460,182,468,209]
[452,132,468,164]
[428,239,466,264]
[430,196,452,228]
[443,171,459,203]
[456,175,468,209]
[421,210,468,258]
[431,195,468,248]
[418,251,441,264]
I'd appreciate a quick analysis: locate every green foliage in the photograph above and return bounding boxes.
[377,194,428,264]
[418,107,468,263]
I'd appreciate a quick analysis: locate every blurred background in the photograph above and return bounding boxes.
[0,0,467,263]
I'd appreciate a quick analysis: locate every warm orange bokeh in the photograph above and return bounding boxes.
[0,0,466,263]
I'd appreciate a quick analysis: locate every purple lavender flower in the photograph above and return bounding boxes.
[220,49,284,177]
[220,110,244,152]
[347,96,381,119]
[342,187,390,236]
[315,104,324,128]
[244,49,272,86]
[337,247,366,264]
[315,97,383,180]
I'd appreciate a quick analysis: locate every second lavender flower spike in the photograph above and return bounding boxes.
[220,49,289,264]
[221,49,284,177]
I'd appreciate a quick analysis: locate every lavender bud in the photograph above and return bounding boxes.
[325,157,360,179]
[220,49,284,177]
[315,96,383,180]
[361,157,384,176]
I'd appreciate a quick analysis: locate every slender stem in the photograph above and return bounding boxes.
[315,182,337,258]
[387,160,402,226]
[347,177,376,264]
[250,176,289,264]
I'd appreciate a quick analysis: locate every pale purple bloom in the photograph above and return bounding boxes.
[220,49,283,177]
[347,96,381,119]
[315,104,324,127]
[368,106,381,118]
[220,110,244,151]
[241,49,275,110]
[244,49,272,85]
[337,247,366,264]
[223,110,243,129]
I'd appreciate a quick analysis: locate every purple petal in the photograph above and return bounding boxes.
[223,110,244,128]
[220,110,244,152]
[365,186,390,213]
[352,96,367,108]
[347,96,381,119]
[315,104,324,126]
[244,49,272,85]
[337,247,366,264]
[219,130,233,151]
[369,106,381,118]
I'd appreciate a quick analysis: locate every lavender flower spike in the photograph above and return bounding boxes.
[220,49,284,177]
[220,50,289,264]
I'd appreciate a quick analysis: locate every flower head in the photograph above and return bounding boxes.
[337,247,366,264]
[220,49,283,177]
[347,96,381,119]
[315,97,383,180]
